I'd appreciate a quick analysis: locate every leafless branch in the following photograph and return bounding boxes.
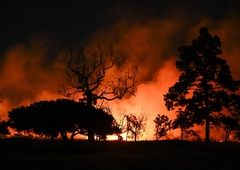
[61,43,138,106]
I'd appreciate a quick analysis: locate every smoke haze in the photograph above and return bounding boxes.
[0,34,65,119]
[1,0,240,140]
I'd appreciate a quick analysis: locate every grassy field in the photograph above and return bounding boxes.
[0,138,240,170]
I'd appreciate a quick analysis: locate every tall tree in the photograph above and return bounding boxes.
[164,27,240,144]
[61,43,138,141]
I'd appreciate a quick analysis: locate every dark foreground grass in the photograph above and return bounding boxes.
[0,138,240,170]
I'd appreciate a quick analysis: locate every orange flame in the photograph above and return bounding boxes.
[1,14,240,141]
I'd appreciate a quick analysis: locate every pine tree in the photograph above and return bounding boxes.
[164,27,240,144]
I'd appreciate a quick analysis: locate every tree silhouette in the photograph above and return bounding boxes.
[92,108,121,141]
[8,99,120,143]
[0,121,9,136]
[60,43,138,141]
[115,113,128,140]
[125,113,147,141]
[164,27,240,144]
[229,94,240,140]
[8,106,33,134]
[216,115,238,142]
[8,99,80,141]
[153,114,172,140]
[214,94,240,141]
[172,110,198,140]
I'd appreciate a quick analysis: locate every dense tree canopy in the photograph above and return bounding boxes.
[153,114,172,140]
[0,121,9,136]
[8,99,120,142]
[172,110,198,140]
[214,94,240,141]
[164,27,240,143]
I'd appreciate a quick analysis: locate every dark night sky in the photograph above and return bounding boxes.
[1,0,240,55]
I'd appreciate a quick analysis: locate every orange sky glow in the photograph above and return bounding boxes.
[1,12,240,141]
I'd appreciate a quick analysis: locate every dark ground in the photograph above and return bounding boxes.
[0,138,240,170]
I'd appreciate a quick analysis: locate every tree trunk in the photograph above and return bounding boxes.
[205,113,210,144]
[88,130,95,141]
[202,52,210,146]
[180,129,184,140]
[60,131,69,142]
[86,98,95,142]
[70,131,78,142]
[204,91,211,146]
[202,67,210,146]
[60,131,73,148]
[224,129,231,142]
[134,133,137,141]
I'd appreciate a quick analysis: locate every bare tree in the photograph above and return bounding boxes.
[125,112,148,141]
[115,112,128,140]
[60,43,138,141]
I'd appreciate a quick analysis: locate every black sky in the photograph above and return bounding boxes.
[1,0,240,55]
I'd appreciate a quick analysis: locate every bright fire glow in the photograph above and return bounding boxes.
[0,15,240,142]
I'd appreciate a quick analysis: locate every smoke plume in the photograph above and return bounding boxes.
[1,1,240,140]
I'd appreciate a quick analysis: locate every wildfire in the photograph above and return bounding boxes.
[0,12,240,142]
